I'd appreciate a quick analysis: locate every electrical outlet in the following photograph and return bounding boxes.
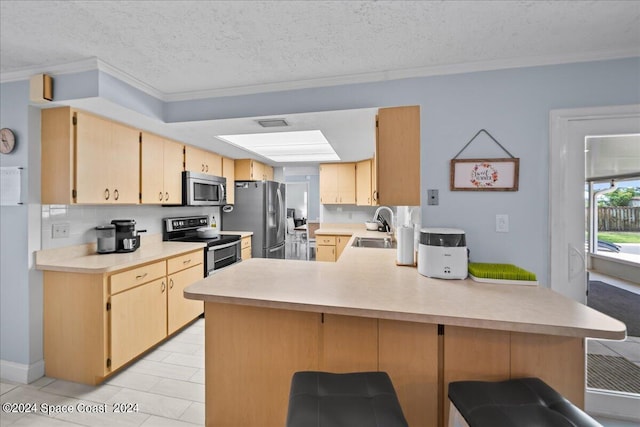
[52,223,70,238]
[427,189,439,205]
[496,214,509,233]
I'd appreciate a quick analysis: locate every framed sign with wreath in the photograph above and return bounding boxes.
[450,129,520,191]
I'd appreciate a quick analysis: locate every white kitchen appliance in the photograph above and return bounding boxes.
[417,228,468,279]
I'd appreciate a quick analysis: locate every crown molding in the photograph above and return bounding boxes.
[0,57,99,83]
[2,49,638,102]
[164,48,640,101]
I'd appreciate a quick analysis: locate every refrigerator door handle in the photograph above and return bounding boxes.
[276,186,283,238]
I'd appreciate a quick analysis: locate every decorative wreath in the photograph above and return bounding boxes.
[470,163,499,187]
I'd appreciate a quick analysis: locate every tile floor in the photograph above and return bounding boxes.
[1,318,205,426]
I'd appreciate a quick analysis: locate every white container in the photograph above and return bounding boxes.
[396,225,415,265]
[417,228,468,279]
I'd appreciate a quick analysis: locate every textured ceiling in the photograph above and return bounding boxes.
[2,0,639,96]
[1,1,639,167]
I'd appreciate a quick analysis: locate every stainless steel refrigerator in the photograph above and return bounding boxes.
[222,180,286,259]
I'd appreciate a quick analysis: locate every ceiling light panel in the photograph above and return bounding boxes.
[217,130,340,162]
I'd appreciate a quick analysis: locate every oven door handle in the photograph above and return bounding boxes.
[207,241,241,251]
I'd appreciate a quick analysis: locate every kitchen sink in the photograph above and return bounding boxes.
[351,236,397,249]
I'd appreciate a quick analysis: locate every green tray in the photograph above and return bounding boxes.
[468,263,538,286]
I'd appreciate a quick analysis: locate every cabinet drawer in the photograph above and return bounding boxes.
[241,237,251,249]
[110,261,166,295]
[167,250,203,275]
[317,236,336,245]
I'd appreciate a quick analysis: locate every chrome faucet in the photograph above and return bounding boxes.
[373,206,395,236]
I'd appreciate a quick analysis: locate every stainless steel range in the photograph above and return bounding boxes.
[163,216,241,276]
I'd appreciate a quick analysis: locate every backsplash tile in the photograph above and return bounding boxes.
[41,205,220,249]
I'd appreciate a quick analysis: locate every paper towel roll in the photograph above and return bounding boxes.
[396,226,415,265]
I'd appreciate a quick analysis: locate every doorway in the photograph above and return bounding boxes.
[549,105,640,420]
[285,182,309,260]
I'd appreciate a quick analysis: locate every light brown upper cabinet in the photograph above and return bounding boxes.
[41,107,140,204]
[376,106,420,206]
[185,146,222,176]
[222,157,235,204]
[235,159,274,181]
[319,163,356,204]
[356,158,377,206]
[140,132,184,205]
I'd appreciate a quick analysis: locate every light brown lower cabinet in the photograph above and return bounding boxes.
[43,250,204,385]
[240,236,252,260]
[203,304,587,427]
[315,234,350,262]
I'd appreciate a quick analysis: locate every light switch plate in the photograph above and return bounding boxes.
[496,214,509,232]
[427,189,439,205]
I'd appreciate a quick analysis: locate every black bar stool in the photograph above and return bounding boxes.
[286,371,408,427]
[448,377,602,427]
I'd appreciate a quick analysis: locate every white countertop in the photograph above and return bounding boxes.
[184,226,626,340]
[36,234,206,274]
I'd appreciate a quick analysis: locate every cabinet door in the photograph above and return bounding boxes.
[222,157,235,204]
[207,152,222,176]
[185,146,208,173]
[163,139,184,205]
[241,236,252,259]
[335,236,350,259]
[110,278,168,370]
[168,265,204,335]
[376,106,420,206]
[75,112,111,203]
[140,133,165,204]
[252,161,264,180]
[109,123,140,204]
[319,164,338,204]
[337,163,356,204]
[356,159,373,206]
[316,244,336,262]
[263,165,274,181]
[321,314,378,372]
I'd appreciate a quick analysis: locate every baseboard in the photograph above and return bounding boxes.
[0,359,45,384]
[586,389,640,422]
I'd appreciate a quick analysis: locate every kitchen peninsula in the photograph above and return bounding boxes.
[184,228,626,427]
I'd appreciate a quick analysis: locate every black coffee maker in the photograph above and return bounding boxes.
[111,219,145,253]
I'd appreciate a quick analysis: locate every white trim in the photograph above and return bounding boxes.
[164,49,640,101]
[0,57,99,83]
[586,389,640,422]
[549,104,640,297]
[0,359,45,384]
[2,51,638,102]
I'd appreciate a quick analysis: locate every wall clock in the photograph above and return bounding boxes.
[1,128,16,154]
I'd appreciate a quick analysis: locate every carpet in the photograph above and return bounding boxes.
[587,281,640,337]
[587,354,640,394]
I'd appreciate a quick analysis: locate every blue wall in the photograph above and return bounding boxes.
[1,57,639,377]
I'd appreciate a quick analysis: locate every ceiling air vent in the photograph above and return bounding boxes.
[256,119,288,128]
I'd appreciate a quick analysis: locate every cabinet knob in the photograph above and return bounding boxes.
[169,278,174,289]
[114,189,119,201]
[206,165,209,172]
[202,164,205,172]
[104,188,110,200]
[165,192,169,201]
[183,259,191,265]
[159,192,163,201]
[161,282,166,292]
[136,273,148,280]
[373,191,379,201]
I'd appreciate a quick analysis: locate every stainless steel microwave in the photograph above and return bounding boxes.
[182,171,227,206]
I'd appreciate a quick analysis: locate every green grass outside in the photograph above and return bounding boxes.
[597,232,640,244]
